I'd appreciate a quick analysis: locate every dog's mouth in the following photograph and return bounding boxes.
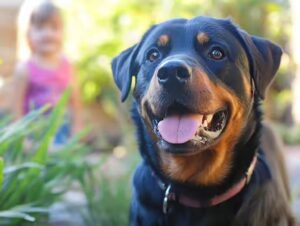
[152,103,229,154]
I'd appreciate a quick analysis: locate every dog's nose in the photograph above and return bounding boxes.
[157,61,191,87]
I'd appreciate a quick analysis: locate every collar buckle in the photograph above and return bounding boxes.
[245,154,257,184]
[163,185,172,214]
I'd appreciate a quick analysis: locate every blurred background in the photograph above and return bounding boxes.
[0,0,299,225]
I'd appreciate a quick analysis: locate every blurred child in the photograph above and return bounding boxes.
[14,0,82,144]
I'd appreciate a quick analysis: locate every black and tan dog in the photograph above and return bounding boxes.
[111,16,295,226]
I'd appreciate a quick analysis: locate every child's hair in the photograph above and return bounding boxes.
[29,1,61,26]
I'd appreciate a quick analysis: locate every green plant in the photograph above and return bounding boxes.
[273,123,300,145]
[80,152,139,226]
[0,92,91,226]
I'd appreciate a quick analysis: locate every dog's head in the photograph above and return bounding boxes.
[112,16,282,186]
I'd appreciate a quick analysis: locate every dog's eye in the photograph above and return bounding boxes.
[208,47,225,60]
[146,48,161,62]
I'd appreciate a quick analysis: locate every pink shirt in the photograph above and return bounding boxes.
[24,57,72,113]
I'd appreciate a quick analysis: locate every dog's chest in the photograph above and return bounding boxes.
[131,163,240,226]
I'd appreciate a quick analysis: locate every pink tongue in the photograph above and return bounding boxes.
[158,114,202,144]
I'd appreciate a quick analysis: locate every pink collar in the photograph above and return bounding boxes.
[161,155,257,214]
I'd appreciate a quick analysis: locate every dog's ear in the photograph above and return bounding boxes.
[111,44,140,102]
[112,25,157,102]
[241,33,283,99]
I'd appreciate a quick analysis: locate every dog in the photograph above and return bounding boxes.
[111,16,295,226]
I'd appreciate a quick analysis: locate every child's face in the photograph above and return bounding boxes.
[28,13,63,56]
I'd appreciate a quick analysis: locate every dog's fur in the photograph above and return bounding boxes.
[112,16,295,226]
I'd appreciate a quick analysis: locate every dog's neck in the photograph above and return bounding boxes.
[132,95,263,202]
[150,154,257,212]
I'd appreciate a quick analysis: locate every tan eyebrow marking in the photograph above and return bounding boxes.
[157,34,170,46]
[197,32,210,44]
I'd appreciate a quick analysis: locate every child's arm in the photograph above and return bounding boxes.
[13,62,28,120]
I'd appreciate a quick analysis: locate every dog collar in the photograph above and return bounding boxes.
[155,155,257,214]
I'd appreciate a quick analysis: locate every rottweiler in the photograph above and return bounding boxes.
[111,16,295,226]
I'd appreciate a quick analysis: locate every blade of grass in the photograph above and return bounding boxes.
[0,211,35,222]
[33,90,70,165]
[4,162,43,175]
[0,158,3,189]
[0,107,47,144]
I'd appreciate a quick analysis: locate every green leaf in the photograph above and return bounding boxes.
[33,90,70,164]
[4,162,43,175]
[0,158,3,190]
[0,211,35,222]
[0,107,47,144]
[10,204,48,214]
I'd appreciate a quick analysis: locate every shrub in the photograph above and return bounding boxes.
[0,93,91,226]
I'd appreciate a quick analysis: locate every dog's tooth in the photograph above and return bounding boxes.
[202,129,222,139]
[200,136,208,144]
[206,114,213,123]
[203,120,208,127]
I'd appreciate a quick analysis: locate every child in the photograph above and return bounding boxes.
[14,0,82,144]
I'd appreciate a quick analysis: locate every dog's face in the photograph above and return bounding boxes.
[112,16,282,186]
